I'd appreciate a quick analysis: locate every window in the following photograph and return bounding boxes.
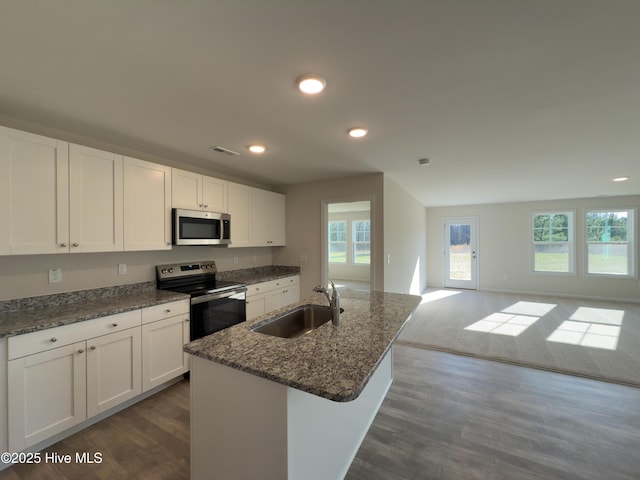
[586,209,635,277]
[531,211,574,274]
[328,221,347,263]
[352,220,370,264]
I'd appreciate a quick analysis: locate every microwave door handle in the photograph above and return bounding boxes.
[191,287,248,305]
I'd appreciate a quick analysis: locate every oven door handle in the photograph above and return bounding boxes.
[191,287,247,305]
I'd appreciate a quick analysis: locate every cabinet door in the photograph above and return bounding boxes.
[123,157,172,251]
[283,282,300,307]
[172,168,203,210]
[202,175,228,212]
[246,293,267,321]
[0,338,8,454]
[265,289,284,313]
[227,182,251,247]
[142,314,189,392]
[0,127,69,255]
[69,144,123,253]
[249,188,268,246]
[266,192,286,246]
[7,342,87,451]
[86,327,142,417]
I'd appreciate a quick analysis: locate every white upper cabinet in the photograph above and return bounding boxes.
[227,182,251,247]
[249,188,268,246]
[0,127,70,255]
[123,157,172,251]
[69,144,123,253]
[172,168,227,212]
[266,191,286,246]
[227,183,286,248]
[0,128,125,255]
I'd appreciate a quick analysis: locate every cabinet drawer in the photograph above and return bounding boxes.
[271,276,299,290]
[8,309,141,360]
[246,276,300,297]
[246,282,269,297]
[142,300,190,324]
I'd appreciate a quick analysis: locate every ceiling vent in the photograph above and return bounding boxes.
[208,146,240,156]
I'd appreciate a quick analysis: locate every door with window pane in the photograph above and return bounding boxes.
[444,218,478,289]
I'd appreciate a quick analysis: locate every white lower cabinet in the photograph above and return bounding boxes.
[86,327,141,417]
[141,299,190,392]
[8,342,87,451]
[7,309,145,451]
[246,275,300,321]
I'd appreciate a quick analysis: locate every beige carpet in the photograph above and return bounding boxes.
[397,288,640,387]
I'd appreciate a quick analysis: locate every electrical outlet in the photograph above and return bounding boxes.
[48,267,62,283]
[253,254,258,263]
[299,252,308,262]
[233,256,239,265]
[118,264,127,275]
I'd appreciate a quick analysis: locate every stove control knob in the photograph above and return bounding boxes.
[168,268,174,273]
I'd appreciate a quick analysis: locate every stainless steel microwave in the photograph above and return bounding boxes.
[173,209,231,246]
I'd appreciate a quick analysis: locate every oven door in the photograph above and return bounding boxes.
[190,287,247,340]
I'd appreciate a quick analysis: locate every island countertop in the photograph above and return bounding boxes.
[184,289,421,402]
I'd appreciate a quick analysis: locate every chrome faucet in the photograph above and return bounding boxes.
[313,280,341,325]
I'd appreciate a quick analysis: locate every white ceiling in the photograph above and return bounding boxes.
[1,0,639,207]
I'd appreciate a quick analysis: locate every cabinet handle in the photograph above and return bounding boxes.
[203,204,208,209]
[78,348,84,354]
[184,319,189,322]
[50,337,58,343]
[112,323,118,327]
[72,242,79,247]
[59,243,67,248]
[166,309,171,313]
[90,345,96,350]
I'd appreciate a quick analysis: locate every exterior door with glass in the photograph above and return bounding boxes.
[444,217,478,289]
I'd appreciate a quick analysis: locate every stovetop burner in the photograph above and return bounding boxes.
[156,261,245,296]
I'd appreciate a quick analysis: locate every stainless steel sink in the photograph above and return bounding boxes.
[251,304,333,338]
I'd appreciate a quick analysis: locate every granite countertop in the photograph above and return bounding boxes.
[0,284,189,338]
[184,289,421,402]
[217,265,301,285]
[0,266,300,339]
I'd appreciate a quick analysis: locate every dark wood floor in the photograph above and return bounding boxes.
[2,345,639,480]
[0,379,190,480]
[346,345,640,480]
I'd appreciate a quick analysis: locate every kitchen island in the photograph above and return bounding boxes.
[184,288,421,480]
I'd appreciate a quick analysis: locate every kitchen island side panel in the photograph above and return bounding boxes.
[190,348,393,480]
[288,347,393,480]
[190,355,288,480]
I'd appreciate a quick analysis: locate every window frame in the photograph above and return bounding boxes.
[584,207,636,278]
[328,220,347,264]
[352,219,371,265]
[529,210,576,276]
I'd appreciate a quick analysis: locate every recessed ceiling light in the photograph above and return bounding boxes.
[612,176,629,182]
[296,74,326,94]
[248,144,266,154]
[347,127,368,138]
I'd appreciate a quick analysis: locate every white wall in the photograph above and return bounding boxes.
[426,195,640,302]
[273,174,384,296]
[0,247,272,301]
[383,177,427,295]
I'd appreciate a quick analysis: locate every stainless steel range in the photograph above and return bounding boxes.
[156,260,247,341]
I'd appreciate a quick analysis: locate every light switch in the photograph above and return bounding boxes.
[118,264,127,275]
